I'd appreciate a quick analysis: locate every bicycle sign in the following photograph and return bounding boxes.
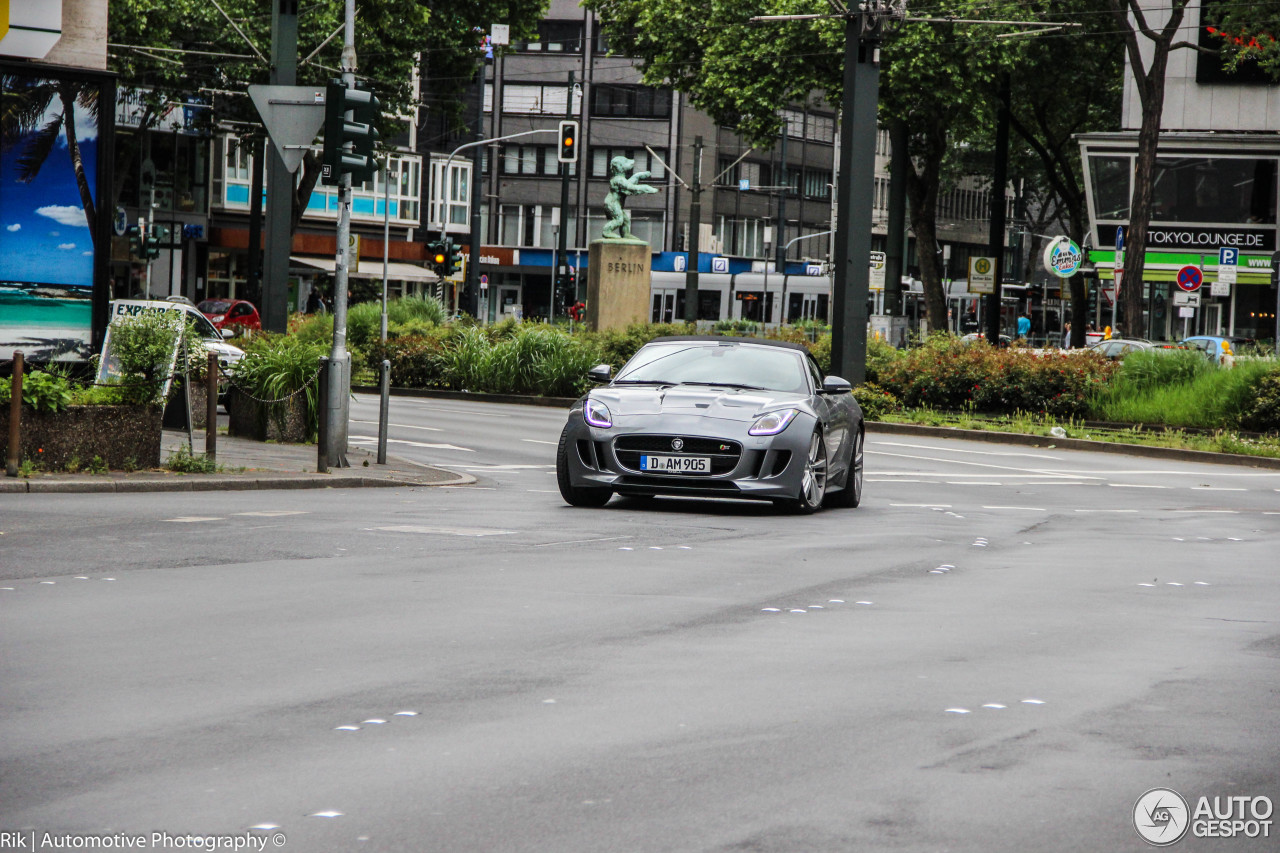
[1176,265,1203,292]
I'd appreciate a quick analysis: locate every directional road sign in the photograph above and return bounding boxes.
[1175,265,1203,293]
[248,85,328,173]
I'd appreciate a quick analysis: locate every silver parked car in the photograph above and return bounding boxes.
[556,336,865,513]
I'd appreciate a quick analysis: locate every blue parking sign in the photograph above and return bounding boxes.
[1219,247,1238,267]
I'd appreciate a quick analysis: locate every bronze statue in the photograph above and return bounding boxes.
[601,155,658,241]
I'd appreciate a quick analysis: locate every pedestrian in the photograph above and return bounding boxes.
[1062,322,1073,349]
[1017,313,1031,339]
[306,288,326,314]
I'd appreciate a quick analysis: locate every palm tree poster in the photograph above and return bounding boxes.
[1,72,101,362]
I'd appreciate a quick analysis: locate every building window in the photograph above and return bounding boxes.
[1150,157,1277,225]
[591,147,666,181]
[429,157,470,228]
[717,158,771,189]
[485,83,576,116]
[591,85,672,118]
[518,21,584,53]
[1089,156,1131,221]
[499,204,581,248]
[715,216,767,258]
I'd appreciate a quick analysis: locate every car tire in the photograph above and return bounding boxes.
[556,423,612,507]
[788,429,828,514]
[824,425,863,509]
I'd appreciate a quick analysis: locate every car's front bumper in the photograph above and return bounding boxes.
[562,410,816,502]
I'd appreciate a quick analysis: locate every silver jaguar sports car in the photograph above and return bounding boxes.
[555,336,864,513]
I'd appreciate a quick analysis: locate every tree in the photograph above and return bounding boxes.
[107,0,545,231]
[1105,0,1197,338]
[1203,2,1280,78]
[1000,1,1125,348]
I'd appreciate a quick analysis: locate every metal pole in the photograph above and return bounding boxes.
[316,356,329,473]
[683,135,703,323]
[6,351,21,477]
[246,135,265,304]
[377,359,390,465]
[263,0,298,332]
[554,70,575,325]
[465,59,486,317]
[884,119,907,319]
[829,15,878,383]
[205,352,218,462]
[325,0,355,469]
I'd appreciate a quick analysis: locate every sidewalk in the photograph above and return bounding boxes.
[0,428,472,494]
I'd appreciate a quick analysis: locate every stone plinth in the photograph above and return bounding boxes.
[586,240,651,331]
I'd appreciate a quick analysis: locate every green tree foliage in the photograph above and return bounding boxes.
[1204,0,1280,79]
[107,0,546,226]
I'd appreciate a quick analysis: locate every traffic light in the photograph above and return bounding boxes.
[557,120,578,164]
[428,240,447,277]
[126,224,142,259]
[445,240,463,277]
[322,79,381,186]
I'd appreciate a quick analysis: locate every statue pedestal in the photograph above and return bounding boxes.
[586,240,650,331]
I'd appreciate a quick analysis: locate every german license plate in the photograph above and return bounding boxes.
[640,454,710,473]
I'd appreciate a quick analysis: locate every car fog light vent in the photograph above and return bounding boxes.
[769,451,792,478]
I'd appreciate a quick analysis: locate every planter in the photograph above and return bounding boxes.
[0,404,163,470]
[225,387,312,443]
[161,377,210,431]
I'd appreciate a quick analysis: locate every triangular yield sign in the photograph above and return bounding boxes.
[248,85,327,173]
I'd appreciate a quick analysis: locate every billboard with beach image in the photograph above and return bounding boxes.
[1,64,112,362]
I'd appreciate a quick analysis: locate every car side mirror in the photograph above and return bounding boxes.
[821,375,852,395]
[221,328,236,339]
[587,364,612,383]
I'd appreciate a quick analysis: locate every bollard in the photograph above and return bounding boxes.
[6,351,22,477]
[316,356,330,473]
[377,358,390,465]
[206,353,218,462]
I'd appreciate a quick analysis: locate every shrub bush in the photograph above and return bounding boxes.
[1090,355,1275,429]
[853,382,900,420]
[587,322,693,370]
[0,370,73,412]
[1238,369,1280,433]
[878,334,1115,418]
[232,333,328,439]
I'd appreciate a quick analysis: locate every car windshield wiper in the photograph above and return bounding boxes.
[613,379,674,385]
[679,381,769,391]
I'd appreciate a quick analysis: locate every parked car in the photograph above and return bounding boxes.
[1087,338,1154,359]
[198,298,261,332]
[961,333,1013,348]
[556,336,865,513]
[1181,335,1254,364]
[164,295,197,307]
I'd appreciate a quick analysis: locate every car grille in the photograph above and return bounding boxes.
[613,435,741,476]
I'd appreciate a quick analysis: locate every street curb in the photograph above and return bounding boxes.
[1,465,475,494]
[352,385,578,408]
[867,421,1280,470]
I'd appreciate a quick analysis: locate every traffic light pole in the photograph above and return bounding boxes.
[554,71,575,323]
[324,0,357,469]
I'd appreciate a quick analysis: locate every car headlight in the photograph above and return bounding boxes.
[583,398,613,428]
[748,408,799,436]
[210,315,226,323]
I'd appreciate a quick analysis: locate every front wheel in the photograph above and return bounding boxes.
[556,424,613,507]
[787,429,828,514]
[824,425,863,508]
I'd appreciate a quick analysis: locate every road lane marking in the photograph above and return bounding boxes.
[369,525,516,537]
[983,506,1046,512]
[530,536,632,547]
[874,441,1064,460]
[234,511,310,517]
[891,503,951,508]
[165,516,223,522]
[1074,509,1138,513]
[867,450,1100,478]
[350,419,442,432]
[1190,487,1247,491]
[521,439,558,445]
[1108,484,1171,489]
[348,437,473,452]
[1169,510,1238,514]
[947,481,1002,485]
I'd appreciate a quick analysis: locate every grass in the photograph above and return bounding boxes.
[165,444,219,473]
[1089,350,1275,429]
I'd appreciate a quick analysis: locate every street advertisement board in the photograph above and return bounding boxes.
[1,63,114,362]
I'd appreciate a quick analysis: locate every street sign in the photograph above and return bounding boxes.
[248,85,328,173]
[1115,226,1124,253]
[1173,291,1201,307]
[490,23,510,45]
[968,256,996,294]
[1218,247,1239,267]
[1178,306,1195,318]
[1100,286,1115,306]
[711,256,729,273]
[1216,246,1238,292]
[805,263,823,276]
[1175,265,1203,293]
[869,251,886,291]
[738,178,750,191]
[1042,236,1083,278]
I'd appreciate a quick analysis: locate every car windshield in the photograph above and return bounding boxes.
[199,300,232,313]
[616,342,809,394]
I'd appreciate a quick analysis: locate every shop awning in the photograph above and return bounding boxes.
[290,255,438,283]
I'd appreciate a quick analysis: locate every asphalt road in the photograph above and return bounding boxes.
[2,393,1279,852]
